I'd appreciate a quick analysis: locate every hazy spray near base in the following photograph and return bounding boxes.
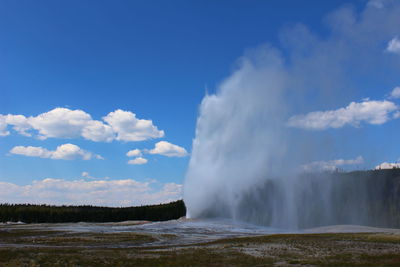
[183,0,400,229]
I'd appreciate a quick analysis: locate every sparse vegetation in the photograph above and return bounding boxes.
[0,226,400,266]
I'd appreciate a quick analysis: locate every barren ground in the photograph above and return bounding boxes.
[1,221,400,266]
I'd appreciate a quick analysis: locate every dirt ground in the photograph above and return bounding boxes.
[1,222,400,266]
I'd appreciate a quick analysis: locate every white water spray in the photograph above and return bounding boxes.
[183,1,400,229]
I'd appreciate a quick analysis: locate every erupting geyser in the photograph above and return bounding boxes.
[183,1,400,229]
[183,47,293,226]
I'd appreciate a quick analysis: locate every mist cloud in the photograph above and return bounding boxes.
[184,0,400,226]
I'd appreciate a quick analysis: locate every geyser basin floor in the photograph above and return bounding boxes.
[1,219,400,266]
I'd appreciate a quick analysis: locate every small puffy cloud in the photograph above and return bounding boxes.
[302,156,364,172]
[375,162,400,170]
[148,141,188,157]
[0,178,182,206]
[126,149,142,157]
[127,157,148,165]
[103,109,164,142]
[0,108,164,143]
[288,100,398,130]
[81,171,109,180]
[51,144,97,160]
[10,144,102,160]
[390,87,400,99]
[386,37,400,55]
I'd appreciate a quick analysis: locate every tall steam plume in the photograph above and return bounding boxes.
[184,0,400,229]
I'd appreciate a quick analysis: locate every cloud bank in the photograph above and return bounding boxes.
[9,144,102,160]
[0,108,164,142]
[0,178,182,206]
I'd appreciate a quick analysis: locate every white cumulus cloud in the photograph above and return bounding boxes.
[126,149,142,157]
[0,108,164,143]
[127,157,148,165]
[148,141,188,157]
[287,100,398,130]
[0,178,182,206]
[28,108,95,140]
[9,146,53,158]
[4,114,32,136]
[10,144,102,160]
[103,109,164,142]
[386,37,400,55]
[81,120,114,142]
[302,156,364,172]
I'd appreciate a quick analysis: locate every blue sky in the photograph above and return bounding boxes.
[1,0,400,206]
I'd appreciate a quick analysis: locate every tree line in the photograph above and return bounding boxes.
[0,200,186,223]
